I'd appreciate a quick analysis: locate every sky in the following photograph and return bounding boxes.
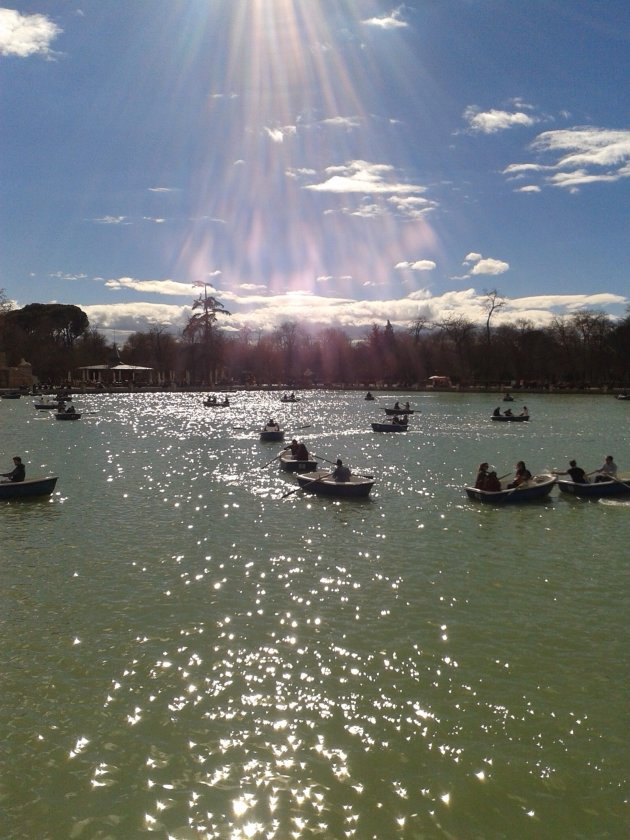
[1,1,629,341]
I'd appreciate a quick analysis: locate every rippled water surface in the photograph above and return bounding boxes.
[2,391,629,838]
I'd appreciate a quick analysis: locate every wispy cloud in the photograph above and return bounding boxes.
[0,8,61,58]
[304,161,431,205]
[92,216,130,225]
[505,127,630,191]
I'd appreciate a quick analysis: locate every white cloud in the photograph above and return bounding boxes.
[505,127,630,190]
[516,185,541,193]
[264,125,297,143]
[470,258,510,276]
[305,160,429,197]
[93,216,130,225]
[463,253,483,264]
[464,106,537,134]
[396,260,437,272]
[81,284,628,340]
[363,8,408,29]
[321,116,361,129]
[0,8,61,58]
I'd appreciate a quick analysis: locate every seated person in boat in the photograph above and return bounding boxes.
[554,459,588,483]
[394,401,400,410]
[404,402,411,410]
[222,396,229,406]
[1,455,25,482]
[475,462,490,489]
[295,442,309,460]
[594,455,618,482]
[66,402,76,413]
[332,458,351,482]
[286,439,300,458]
[504,408,513,416]
[493,406,501,416]
[485,471,502,491]
[520,406,528,416]
[266,418,280,430]
[507,460,531,488]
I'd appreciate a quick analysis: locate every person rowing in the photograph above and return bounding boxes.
[553,459,588,483]
[332,458,351,482]
[1,455,25,483]
[593,455,617,483]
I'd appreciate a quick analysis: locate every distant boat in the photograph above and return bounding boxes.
[1,391,20,399]
[34,398,62,410]
[260,424,284,442]
[465,474,556,503]
[364,392,375,401]
[0,476,58,500]
[383,407,414,415]
[55,411,82,421]
[491,413,529,422]
[371,421,408,432]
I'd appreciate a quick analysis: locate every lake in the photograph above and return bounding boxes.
[1,390,629,839]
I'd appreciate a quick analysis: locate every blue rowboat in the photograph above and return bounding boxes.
[556,478,630,498]
[465,473,556,503]
[0,476,58,500]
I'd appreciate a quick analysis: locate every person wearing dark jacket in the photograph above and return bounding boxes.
[1,456,25,482]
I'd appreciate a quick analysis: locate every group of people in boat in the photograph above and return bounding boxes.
[475,460,532,491]
[265,418,280,431]
[393,401,411,411]
[553,455,618,483]
[205,395,230,406]
[390,414,409,426]
[281,392,298,402]
[285,438,310,461]
[58,400,77,414]
[493,405,528,417]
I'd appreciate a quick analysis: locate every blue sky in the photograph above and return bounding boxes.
[1,1,629,339]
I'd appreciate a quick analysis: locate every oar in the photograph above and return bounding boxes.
[281,471,333,499]
[497,472,511,481]
[295,424,311,430]
[311,452,374,480]
[261,451,284,469]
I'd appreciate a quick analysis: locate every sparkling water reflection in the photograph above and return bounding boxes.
[1,391,629,837]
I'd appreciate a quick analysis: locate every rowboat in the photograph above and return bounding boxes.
[204,399,230,407]
[34,399,62,410]
[280,396,300,403]
[616,394,630,401]
[383,407,414,415]
[279,451,318,473]
[0,476,58,499]
[465,473,556,503]
[55,412,82,421]
[491,414,529,422]
[556,477,630,498]
[295,469,374,498]
[1,392,21,399]
[371,421,407,432]
[260,426,284,442]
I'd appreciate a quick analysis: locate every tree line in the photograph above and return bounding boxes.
[1,288,629,389]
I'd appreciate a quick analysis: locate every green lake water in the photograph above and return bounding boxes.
[1,391,629,839]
